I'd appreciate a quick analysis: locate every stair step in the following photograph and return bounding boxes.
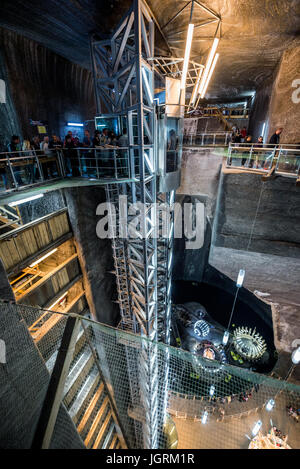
[77,383,105,434]
[109,433,118,449]
[63,349,94,406]
[101,423,115,449]
[92,411,112,449]
[83,396,109,447]
[68,371,100,423]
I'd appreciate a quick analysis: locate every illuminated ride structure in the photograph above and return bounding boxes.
[89,0,222,448]
[172,302,270,384]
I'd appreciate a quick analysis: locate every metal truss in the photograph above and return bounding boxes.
[91,0,163,448]
[149,56,204,90]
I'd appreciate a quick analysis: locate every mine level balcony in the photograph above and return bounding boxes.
[225,144,300,180]
[183,131,232,147]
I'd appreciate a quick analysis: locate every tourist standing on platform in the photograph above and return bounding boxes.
[82,130,92,174]
[269,128,283,145]
[7,135,23,185]
[40,136,54,179]
[241,126,247,142]
[31,135,40,151]
[64,135,80,176]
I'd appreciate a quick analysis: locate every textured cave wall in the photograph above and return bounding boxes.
[266,40,300,143]
[0,27,96,144]
[214,173,300,258]
[248,76,274,142]
[173,148,223,282]
[63,186,120,326]
[0,49,22,150]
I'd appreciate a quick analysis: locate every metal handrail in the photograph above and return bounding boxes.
[226,143,300,178]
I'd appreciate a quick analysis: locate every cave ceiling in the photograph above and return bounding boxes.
[0,0,299,101]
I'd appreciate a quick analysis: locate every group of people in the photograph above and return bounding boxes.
[229,127,284,169]
[1,127,130,188]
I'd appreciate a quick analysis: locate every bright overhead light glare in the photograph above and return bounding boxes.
[180,23,194,90]
[292,346,300,364]
[29,248,58,268]
[222,330,230,345]
[236,269,245,288]
[9,193,44,207]
[190,68,203,105]
[265,399,275,412]
[48,291,68,311]
[67,122,83,127]
[198,37,219,96]
[252,420,262,436]
[201,410,208,424]
[200,53,219,99]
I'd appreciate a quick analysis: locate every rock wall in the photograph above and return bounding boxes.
[214,173,300,258]
[249,39,300,144]
[0,27,96,146]
[0,49,22,150]
[63,186,120,326]
[267,40,300,144]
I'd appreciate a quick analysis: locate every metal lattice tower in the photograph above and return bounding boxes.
[90,0,181,448]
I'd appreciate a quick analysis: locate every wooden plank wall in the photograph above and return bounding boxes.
[0,211,70,272]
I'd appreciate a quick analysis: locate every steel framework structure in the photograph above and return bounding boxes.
[90,0,178,448]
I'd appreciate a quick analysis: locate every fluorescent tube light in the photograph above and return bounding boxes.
[29,248,58,267]
[198,38,219,96]
[190,68,203,105]
[201,411,208,424]
[200,53,219,99]
[67,122,83,127]
[48,291,68,311]
[236,269,245,288]
[266,399,275,411]
[9,193,44,207]
[252,420,262,436]
[180,24,194,90]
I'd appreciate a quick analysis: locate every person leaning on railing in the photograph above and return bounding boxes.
[22,139,35,184]
[7,135,23,186]
[64,135,80,177]
[241,135,252,167]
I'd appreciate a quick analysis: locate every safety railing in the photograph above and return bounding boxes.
[226,143,300,178]
[183,132,232,147]
[0,146,133,193]
[192,107,250,119]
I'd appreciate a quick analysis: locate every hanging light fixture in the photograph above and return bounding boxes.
[198,37,219,97]
[180,23,194,90]
[200,52,219,99]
